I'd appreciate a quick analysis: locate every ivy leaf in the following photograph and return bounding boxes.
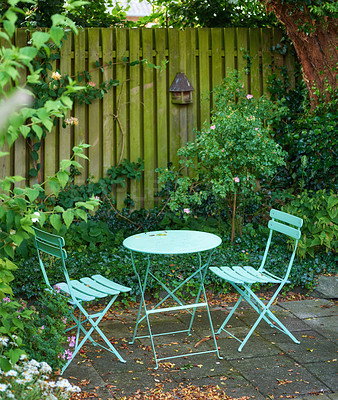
[50,214,62,232]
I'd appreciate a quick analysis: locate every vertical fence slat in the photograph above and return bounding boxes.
[87,28,101,182]
[59,33,73,166]
[44,48,58,186]
[261,28,273,96]
[102,28,115,179]
[115,29,128,209]
[198,29,210,129]
[185,28,197,144]
[168,29,180,165]
[237,28,249,92]
[211,28,224,106]
[74,29,87,185]
[249,28,262,98]
[14,29,29,187]
[129,28,143,208]
[142,29,155,209]
[154,28,168,204]
[224,28,236,74]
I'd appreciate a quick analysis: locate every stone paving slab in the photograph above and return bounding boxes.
[63,299,337,399]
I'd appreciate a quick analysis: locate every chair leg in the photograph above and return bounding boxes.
[217,294,244,335]
[61,296,126,375]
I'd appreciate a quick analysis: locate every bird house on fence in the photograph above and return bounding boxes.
[169,73,194,104]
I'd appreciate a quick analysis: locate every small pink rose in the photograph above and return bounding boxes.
[234,177,240,183]
[255,127,259,131]
[210,125,216,130]
[246,94,253,99]
[88,81,96,87]
[183,208,191,214]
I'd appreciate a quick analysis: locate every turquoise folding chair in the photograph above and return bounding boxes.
[210,209,303,351]
[33,227,131,374]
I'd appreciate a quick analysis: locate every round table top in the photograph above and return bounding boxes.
[123,230,222,255]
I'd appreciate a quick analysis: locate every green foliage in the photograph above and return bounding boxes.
[0,258,17,299]
[151,0,277,28]
[157,71,287,239]
[268,64,337,192]
[47,158,144,209]
[65,220,112,251]
[0,297,34,371]
[282,190,338,258]
[23,289,70,370]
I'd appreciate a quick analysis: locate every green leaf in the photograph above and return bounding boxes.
[12,317,24,330]
[4,244,14,259]
[32,31,50,49]
[0,151,10,158]
[0,31,10,43]
[14,198,27,211]
[3,20,15,38]
[19,125,31,138]
[50,213,62,232]
[26,187,41,203]
[54,206,65,213]
[8,348,24,366]
[19,46,38,59]
[32,124,43,139]
[62,209,74,228]
[0,357,12,373]
[57,170,69,188]
[49,26,65,46]
[75,208,87,222]
[48,179,60,197]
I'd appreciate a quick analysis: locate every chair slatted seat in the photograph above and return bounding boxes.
[33,227,131,374]
[210,209,303,352]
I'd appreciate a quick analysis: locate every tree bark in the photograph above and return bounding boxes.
[260,0,337,109]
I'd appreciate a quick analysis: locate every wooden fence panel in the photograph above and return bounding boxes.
[2,28,296,209]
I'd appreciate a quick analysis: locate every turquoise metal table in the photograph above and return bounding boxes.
[123,230,223,369]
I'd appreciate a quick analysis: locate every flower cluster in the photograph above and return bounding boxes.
[0,356,80,399]
[65,117,79,126]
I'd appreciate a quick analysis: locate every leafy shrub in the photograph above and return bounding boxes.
[282,190,338,258]
[23,290,70,371]
[157,71,287,241]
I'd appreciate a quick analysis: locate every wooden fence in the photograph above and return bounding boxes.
[1,27,296,209]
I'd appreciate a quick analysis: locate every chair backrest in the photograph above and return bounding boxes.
[258,209,303,280]
[33,227,71,292]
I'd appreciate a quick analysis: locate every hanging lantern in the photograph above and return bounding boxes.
[169,73,194,105]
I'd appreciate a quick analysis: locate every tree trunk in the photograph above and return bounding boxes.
[260,0,337,109]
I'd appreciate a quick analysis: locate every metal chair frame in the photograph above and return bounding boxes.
[210,209,303,351]
[33,227,130,374]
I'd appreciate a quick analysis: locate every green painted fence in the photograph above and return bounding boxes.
[2,28,295,209]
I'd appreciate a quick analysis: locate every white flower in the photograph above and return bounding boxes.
[15,379,26,385]
[4,370,17,377]
[20,354,28,361]
[6,391,15,398]
[0,383,8,392]
[28,359,40,368]
[0,336,9,346]
[39,361,52,374]
[32,211,40,223]
[56,378,72,389]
